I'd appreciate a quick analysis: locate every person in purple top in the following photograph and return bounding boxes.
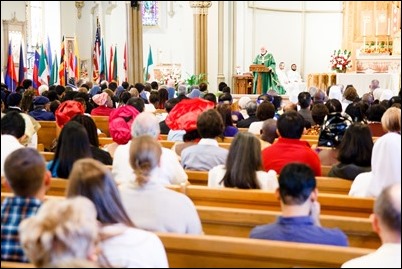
[250,162,348,247]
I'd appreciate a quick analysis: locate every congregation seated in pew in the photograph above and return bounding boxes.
[119,135,202,234]
[250,163,348,247]
[66,158,169,267]
[1,148,50,263]
[208,132,278,191]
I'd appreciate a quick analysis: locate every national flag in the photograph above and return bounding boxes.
[33,49,41,89]
[99,38,108,82]
[39,44,49,85]
[123,42,127,82]
[59,36,66,86]
[4,41,18,92]
[74,37,80,79]
[112,45,118,83]
[46,35,53,75]
[93,20,101,83]
[108,45,113,82]
[50,55,59,86]
[18,42,25,86]
[144,45,153,82]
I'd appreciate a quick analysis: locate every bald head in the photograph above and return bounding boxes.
[131,112,160,139]
[374,183,401,237]
[260,118,278,144]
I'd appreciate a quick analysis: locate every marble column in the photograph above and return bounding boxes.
[189,1,212,76]
[217,1,225,84]
[126,2,143,83]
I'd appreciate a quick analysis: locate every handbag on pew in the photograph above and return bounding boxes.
[318,112,352,148]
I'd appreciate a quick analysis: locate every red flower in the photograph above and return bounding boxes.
[330,49,352,72]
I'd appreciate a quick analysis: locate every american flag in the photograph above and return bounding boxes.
[93,19,101,83]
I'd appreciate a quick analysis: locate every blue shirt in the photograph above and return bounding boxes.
[1,196,42,262]
[250,216,348,247]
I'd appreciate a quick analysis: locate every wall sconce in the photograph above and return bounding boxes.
[75,1,85,19]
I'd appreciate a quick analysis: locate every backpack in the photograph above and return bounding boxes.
[318,112,352,147]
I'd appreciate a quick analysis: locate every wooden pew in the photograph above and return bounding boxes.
[37,121,57,151]
[99,137,114,147]
[156,232,373,268]
[197,205,380,249]
[92,116,110,137]
[0,262,34,268]
[159,140,176,149]
[1,177,69,198]
[321,165,331,176]
[0,189,378,250]
[185,170,352,195]
[0,233,373,268]
[168,185,374,218]
[40,151,55,162]
[238,128,249,133]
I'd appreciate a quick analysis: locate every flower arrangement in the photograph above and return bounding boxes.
[330,49,352,73]
[159,65,182,87]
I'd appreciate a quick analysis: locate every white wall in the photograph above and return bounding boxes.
[43,1,61,66]
[1,1,26,69]
[234,1,342,84]
[60,1,77,39]
[1,1,343,91]
[142,1,194,85]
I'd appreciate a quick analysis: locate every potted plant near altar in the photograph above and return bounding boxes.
[330,49,352,73]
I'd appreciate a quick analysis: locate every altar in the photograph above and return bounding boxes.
[336,72,400,97]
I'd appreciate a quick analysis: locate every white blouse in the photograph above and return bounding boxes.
[208,164,278,191]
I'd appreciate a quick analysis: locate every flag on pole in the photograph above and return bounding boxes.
[18,42,25,86]
[46,36,53,75]
[144,45,153,82]
[33,49,41,89]
[74,37,80,79]
[99,38,108,82]
[50,55,59,86]
[108,45,113,82]
[59,36,66,86]
[39,44,49,85]
[93,19,101,83]
[123,42,127,82]
[112,45,118,83]
[4,41,18,92]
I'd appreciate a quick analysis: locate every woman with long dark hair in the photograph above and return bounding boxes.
[208,132,278,190]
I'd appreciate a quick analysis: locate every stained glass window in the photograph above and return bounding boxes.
[142,1,158,26]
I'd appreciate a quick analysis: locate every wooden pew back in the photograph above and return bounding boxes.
[0,233,373,268]
[157,232,373,268]
[92,116,110,137]
[37,121,57,151]
[185,170,352,195]
[197,205,380,249]
[168,185,374,218]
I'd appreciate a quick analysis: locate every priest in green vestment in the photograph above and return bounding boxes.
[252,46,286,95]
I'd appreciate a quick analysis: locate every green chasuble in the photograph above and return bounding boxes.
[252,53,286,95]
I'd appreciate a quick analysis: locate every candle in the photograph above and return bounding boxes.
[375,20,379,36]
[387,18,391,35]
[363,21,366,36]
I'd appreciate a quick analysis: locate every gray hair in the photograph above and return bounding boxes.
[246,101,258,116]
[131,112,160,138]
[177,84,187,96]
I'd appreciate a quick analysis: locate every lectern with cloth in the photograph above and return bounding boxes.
[250,64,271,95]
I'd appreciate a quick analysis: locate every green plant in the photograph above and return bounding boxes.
[185,73,208,86]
